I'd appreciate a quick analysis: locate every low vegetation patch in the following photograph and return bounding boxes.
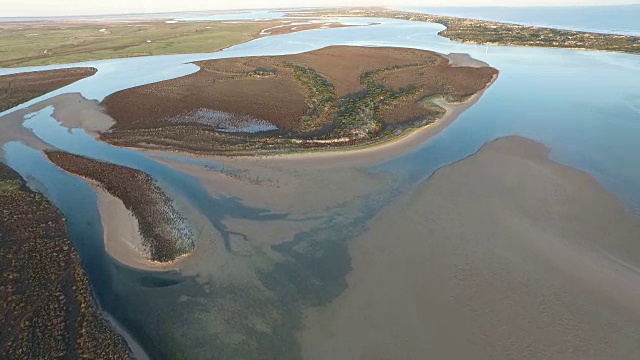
[295,8,640,55]
[0,67,96,112]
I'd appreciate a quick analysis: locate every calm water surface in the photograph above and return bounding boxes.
[2,17,640,357]
[396,5,640,35]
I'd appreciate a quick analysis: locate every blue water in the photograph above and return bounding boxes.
[3,16,640,243]
[2,16,640,356]
[396,5,640,36]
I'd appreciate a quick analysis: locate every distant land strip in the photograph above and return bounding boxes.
[292,7,640,55]
[0,19,361,68]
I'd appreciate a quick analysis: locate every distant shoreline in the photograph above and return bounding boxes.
[291,7,640,56]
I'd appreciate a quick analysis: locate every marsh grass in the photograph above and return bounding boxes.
[0,21,268,67]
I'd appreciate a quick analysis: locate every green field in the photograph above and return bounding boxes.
[0,21,269,68]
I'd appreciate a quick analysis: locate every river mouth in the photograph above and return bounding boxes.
[1,15,640,360]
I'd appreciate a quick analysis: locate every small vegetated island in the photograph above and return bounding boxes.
[45,151,196,263]
[101,46,498,155]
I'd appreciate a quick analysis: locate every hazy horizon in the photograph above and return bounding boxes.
[2,1,640,18]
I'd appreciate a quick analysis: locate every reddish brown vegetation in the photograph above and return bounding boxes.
[101,46,497,154]
[0,67,96,112]
[105,56,306,131]
[45,151,194,262]
[0,163,132,359]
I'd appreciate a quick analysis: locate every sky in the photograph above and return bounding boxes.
[2,0,639,17]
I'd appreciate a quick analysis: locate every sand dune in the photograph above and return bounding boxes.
[300,136,640,360]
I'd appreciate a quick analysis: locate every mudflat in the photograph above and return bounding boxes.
[101,46,497,154]
[300,136,640,360]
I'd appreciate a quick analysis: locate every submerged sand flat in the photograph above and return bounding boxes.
[300,136,640,359]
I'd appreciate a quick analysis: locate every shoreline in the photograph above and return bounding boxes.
[102,312,150,360]
[293,8,640,56]
[144,71,498,168]
[94,185,181,271]
[0,162,134,359]
[101,46,497,160]
[45,150,197,266]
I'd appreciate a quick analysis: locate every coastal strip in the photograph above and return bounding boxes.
[294,7,640,55]
[44,151,196,264]
[0,162,133,359]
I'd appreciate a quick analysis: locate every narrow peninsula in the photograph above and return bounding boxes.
[295,8,640,55]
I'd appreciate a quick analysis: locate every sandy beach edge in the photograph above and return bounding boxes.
[92,182,197,271]
[139,71,499,168]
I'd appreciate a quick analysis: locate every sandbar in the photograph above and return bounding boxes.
[299,136,640,359]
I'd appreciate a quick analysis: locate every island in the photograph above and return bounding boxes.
[101,46,498,155]
[45,151,196,264]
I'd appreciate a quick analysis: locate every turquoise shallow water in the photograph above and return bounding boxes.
[1,17,640,357]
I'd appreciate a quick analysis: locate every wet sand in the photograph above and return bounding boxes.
[0,93,115,151]
[257,21,368,36]
[96,187,161,270]
[299,136,640,359]
[445,52,490,68]
[46,150,197,263]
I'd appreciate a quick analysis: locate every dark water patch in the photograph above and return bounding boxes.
[137,276,184,289]
[23,109,290,252]
[268,236,352,308]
